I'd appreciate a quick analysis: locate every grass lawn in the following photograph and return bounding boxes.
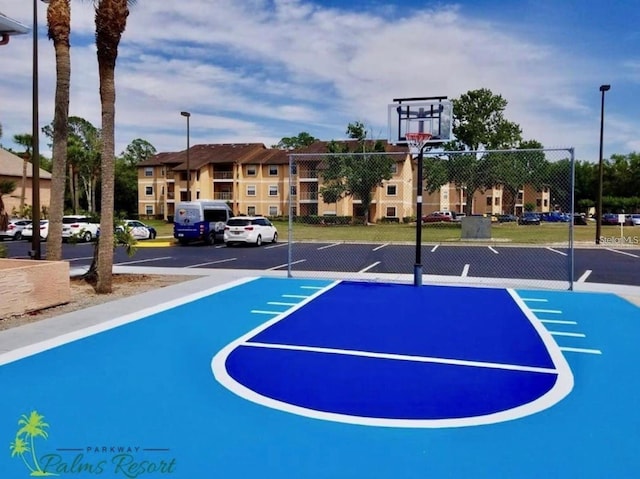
[144,218,635,245]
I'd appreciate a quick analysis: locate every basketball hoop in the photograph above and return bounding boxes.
[405,132,432,156]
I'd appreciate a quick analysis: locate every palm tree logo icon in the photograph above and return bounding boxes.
[9,410,58,476]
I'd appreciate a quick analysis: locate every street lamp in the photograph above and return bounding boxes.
[30,0,49,260]
[180,111,191,201]
[595,84,610,245]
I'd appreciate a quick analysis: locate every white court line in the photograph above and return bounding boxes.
[359,262,380,273]
[560,347,602,355]
[282,294,310,299]
[521,298,548,303]
[251,310,287,315]
[267,302,297,306]
[540,319,578,325]
[605,248,639,258]
[244,341,558,375]
[267,259,306,271]
[116,256,172,265]
[488,246,499,254]
[430,245,439,252]
[300,286,324,290]
[549,331,586,338]
[461,264,470,277]
[317,243,340,250]
[372,244,388,251]
[546,247,567,256]
[186,257,237,268]
[577,270,592,283]
[530,308,562,314]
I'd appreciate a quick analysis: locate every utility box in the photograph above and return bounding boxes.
[461,216,491,240]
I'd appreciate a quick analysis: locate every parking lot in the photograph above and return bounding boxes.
[3,239,638,287]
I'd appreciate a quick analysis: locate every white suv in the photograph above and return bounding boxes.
[61,215,100,242]
[224,216,278,247]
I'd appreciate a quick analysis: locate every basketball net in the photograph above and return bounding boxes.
[405,132,432,156]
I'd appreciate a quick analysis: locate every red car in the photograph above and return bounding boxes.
[422,213,453,223]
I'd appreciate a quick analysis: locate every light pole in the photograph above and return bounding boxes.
[595,84,610,245]
[30,0,49,260]
[180,111,191,201]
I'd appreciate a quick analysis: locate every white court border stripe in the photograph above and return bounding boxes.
[212,285,575,429]
[244,342,558,375]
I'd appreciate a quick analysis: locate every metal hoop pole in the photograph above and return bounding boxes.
[414,145,426,286]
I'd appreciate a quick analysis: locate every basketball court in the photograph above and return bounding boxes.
[1,275,638,477]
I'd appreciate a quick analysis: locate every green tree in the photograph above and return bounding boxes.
[273,132,318,150]
[45,0,72,262]
[94,0,135,294]
[120,138,156,167]
[114,138,155,216]
[319,122,393,224]
[446,88,523,215]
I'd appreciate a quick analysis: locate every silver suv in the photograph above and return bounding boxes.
[61,215,100,242]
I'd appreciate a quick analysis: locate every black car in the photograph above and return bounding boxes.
[497,214,518,223]
[573,214,588,226]
[518,212,541,225]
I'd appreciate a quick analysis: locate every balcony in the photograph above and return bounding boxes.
[165,171,175,181]
[298,191,318,202]
[213,171,234,181]
[298,170,319,181]
[214,192,233,201]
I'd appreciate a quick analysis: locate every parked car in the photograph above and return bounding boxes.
[573,213,588,226]
[541,212,570,222]
[601,213,621,225]
[116,220,158,240]
[21,219,50,240]
[626,214,640,226]
[224,216,278,246]
[518,212,541,225]
[497,214,518,223]
[62,215,100,242]
[0,218,31,241]
[422,212,453,223]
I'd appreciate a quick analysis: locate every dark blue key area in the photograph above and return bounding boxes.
[226,346,558,420]
[249,282,554,369]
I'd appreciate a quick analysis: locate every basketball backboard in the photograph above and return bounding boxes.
[388,97,453,147]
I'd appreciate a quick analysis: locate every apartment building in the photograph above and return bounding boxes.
[137,142,551,222]
[0,148,52,216]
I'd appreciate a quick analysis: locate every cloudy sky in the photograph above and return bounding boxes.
[1,0,638,162]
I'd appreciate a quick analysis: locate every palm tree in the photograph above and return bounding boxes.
[0,179,17,231]
[16,410,56,476]
[9,435,36,474]
[12,133,33,214]
[94,0,134,293]
[45,0,71,262]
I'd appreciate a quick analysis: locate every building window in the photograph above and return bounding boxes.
[145,186,153,196]
[269,165,278,176]
[536,199,542,207]
[390,163,398,174]
[144,167,153,177]
[517,192,524,202]
[269,185,278,196]
[247,185,256,196]
[268,206,278,216]
[290,185,297,196]
[386,206,397,218]
[486,196,492,206]
[543,199,548,207]
[386,184,397,196]
[247,206,256,216]
[290,164,297,175]
[246,165,257,176]
[161,168,165,177]
[145,205,153,215]
[494,197,500,206]
[196,191,200,200]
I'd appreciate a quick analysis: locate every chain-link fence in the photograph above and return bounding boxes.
[283,147,575,289]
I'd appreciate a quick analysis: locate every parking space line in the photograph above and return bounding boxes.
[430,245,439,252]
[317,243,340,250]
[116,256,172,265]
[549,331,586,338]
[359,261,380,273]
[461,264,470,277]
[546,247,567,256]
[265,243,288,249]
[372,244,388,251]
[577,270,592,283]
[605,248,639,258]
[488,246,499,254]
[560,347,602,355]
[187,258,237,268]
[267,259,306,271]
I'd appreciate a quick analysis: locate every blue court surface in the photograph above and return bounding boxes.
[1,277,639,478]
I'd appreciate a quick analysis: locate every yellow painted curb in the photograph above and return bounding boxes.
[136,241,174,247]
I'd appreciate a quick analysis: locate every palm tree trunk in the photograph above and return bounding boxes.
[45,0,71,261]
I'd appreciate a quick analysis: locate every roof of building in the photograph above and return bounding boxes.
[0,12,29,35]
[0,148,52,180]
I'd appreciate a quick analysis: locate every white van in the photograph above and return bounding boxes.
[173,200,233,245]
